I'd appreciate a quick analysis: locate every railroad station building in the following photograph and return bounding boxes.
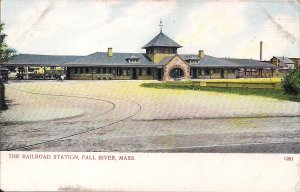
[6,26,277,81]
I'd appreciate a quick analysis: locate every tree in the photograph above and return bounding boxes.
[282,68,300,95]
[0,23,16,110]
[0,23,16,66]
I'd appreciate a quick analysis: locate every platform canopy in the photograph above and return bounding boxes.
[5,54,82,67]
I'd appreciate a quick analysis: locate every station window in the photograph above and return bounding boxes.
[230,69,236,73]
[97,67,100,74]
[103,67,107,74]
[129,59,138,63]
[125,68,130,76]
[80,68,84,74]
[139,68,142,76]
[190,60,199,64]
[74,68,78,74]
[117,68,123,76]
[85,67,89,73]
[147,68,152,76]
[108,68,112,74]
[204,69,210,76]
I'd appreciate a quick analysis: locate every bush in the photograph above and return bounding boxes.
[282,68,300,95]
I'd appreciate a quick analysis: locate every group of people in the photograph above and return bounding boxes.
[56,74,66,82]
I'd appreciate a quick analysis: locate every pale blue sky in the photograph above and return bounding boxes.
[2,0,300,60]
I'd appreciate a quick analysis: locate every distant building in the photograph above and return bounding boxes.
[289,58,300,68]
[270,56,295,69]
[6,25,277,81]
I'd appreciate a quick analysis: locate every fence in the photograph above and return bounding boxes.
[192,81,281,90]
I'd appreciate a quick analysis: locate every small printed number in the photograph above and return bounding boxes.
[284,157,293,161]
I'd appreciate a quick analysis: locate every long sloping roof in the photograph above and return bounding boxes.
[5,53,276,69]
[180,54,240,68]
[179,54,276,68]
[142,32,182,48]
[6,54,82,66]
[63,52,155,67]
[224,58,276,68]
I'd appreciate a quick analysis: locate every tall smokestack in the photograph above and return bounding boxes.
[260,41,263,61]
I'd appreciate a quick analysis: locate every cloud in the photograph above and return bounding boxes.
[235,13,300,60]
[175,2,248,56]
[20,1,55,40]
[5,0,114,54]
[4,1,52,44]
[80,0,178,53]
[3,0,299,59]
[4,0,177,55]
[263,10,296,42]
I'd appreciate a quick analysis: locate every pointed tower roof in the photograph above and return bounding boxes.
[142,32,182,48]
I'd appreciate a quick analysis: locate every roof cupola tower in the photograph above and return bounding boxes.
[142,20,182,64]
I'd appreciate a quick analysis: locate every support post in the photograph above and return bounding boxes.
[92,67,94,80]
[18,66,21,79]
[25,66,29,79]
[43,66,46,79]
[21,66,24,80]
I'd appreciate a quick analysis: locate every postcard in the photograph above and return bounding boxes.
[0,0,299,191]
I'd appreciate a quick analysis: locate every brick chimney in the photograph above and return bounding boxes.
[108,47,113,57]
[199,50,204,59]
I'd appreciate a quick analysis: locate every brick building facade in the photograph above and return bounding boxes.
[6,29,276,81]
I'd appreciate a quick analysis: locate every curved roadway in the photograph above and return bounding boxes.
[0,80,299,152]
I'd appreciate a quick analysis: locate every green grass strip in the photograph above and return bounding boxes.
[140,82,300,102]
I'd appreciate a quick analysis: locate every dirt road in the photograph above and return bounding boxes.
[1,80,299,152]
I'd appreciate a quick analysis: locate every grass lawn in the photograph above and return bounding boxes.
[141,79,300,102]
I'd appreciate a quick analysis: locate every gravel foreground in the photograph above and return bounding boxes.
[0,80,299,152]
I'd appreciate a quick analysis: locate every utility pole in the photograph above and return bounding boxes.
[0,0,2,24]
[0,0,3,80]
[0,0,6,110]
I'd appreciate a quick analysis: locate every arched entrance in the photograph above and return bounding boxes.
[169,68,184,79]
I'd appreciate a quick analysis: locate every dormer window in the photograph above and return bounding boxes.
[189,60,198,64]
[126,55,141,63]
[127,58,140,63]
[185,59,199,64]
[185,56,200,64]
